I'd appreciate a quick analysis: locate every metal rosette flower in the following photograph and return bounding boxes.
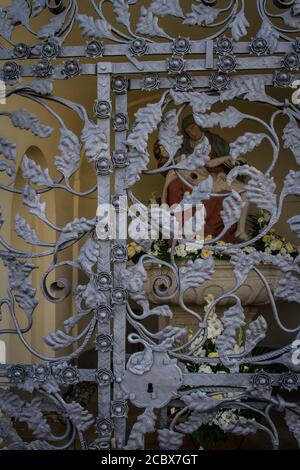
[129,38,148,56]
[94,272,113,291]
[172,37,191,55]
[209,72,231,91]
[1,61,21,83]
[250,38,269,56]
[41,40,61,60]
[282,52,300,71]
[95,156,112,176]
[214,36,234,55]
[96,417,113,436]
[59,365,79,385]
[112,113,129,132]
[63,59,81,78]
[111,76,128,94]
[273,69,294,87]
[13,43,31,60]
[96,305,113,324]
[95,334,113,353]
[111,244,128,263]
[94,100,112,119]
[111,287,128,305]
[279,372,298,391]
[33,364,51,383]
[173,72,193,91]
[141,73,160,91]
[8,365,26,384]
[34,59,53,78]
[251,372,272,392]
[86,39,104,58]
[217,54,237,73]
[111,400,129,418]
[112,150,129,169]
[166,56,185,74]
[95,368,114,387]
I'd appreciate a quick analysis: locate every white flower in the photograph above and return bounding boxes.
[175,244,187,258]
[213,410,239,431]
[207,312,224,340]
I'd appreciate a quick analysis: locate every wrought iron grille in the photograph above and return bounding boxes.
[0,0,299,450]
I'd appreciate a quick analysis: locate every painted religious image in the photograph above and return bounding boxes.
[154,115,249,243]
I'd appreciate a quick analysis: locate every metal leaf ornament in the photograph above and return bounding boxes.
[220,76,280,106]
[0,135,16,162]
[55,128,81,179]
[194,106,245,129]
[136,7,170,39]
[22,184,46,220]
[6,0,30,27]
[175,137,211,170]
[256,21,279,53]
[158,109,183,160]
[230,133,266,162]
[125,409,156,450]
[22,155,53,186]
[81,121,108,163]
[170,90,219,114]
[283,116,300,166]
[0,160,16,185]
[126,98,164,153]
[77,237,99,274]
[77,14,115,40]
[227,165,277,213]
[113,0,131,28]
[244,316,268,354]
[230,10,249,41]
[14,214,41,245]
[215,303,245,357]
[287,215,300,238]
[9,109,54,138]
[184,3,220,26]
[179,258,214,292]
[64,402,95,433]
[150,0,184,18]
[32,0,47,18]
[220,191,245,228]
[158,428,184,450]
[37,10,67,39]
[285,410,300,448]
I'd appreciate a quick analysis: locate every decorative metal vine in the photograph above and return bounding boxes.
[0,0,299,451]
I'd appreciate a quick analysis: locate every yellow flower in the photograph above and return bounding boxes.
[285,242,294,253]
[201,249,213,259]
[263,235,271,243]
[270,239,283,251]
[205,234,213,241]
[128,245,136,258]
[208,352,219,358]
[216,241,226,246]
[135,245,143,253]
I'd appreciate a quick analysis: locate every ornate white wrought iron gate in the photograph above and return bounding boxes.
[0,0,300,450]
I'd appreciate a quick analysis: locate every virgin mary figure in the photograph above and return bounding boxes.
[155,115,248,243]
